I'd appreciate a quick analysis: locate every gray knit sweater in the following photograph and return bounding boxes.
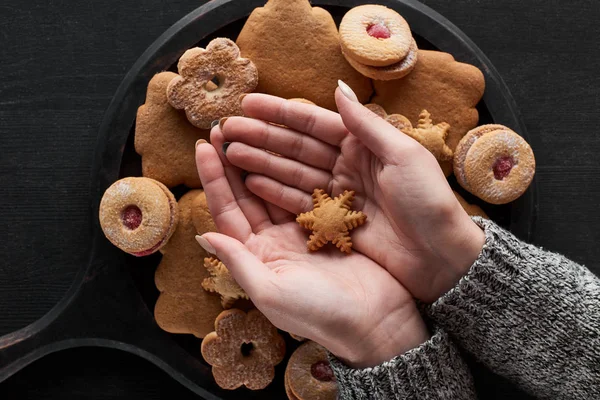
[330,217,600,399]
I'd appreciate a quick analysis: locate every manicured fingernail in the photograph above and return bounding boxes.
[222,142,231,155]
[241,170,248,182]
[195,235,216,254]
[210,120,219,129]
[239,93,248,104]
[338,80,359,102]
[219,117,229,131]
[195,139,207,148]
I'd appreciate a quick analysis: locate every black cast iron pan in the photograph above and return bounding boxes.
[0,0,538,398]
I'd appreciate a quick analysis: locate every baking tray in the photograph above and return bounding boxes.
[0,0,538,398]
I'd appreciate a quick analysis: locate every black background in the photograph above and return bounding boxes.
[1,0,599,398]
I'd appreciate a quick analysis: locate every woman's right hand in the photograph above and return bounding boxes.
[218,83,485,303]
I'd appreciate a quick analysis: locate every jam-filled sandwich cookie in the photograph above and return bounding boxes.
[99,177,178,256]
[454,125,535,205]
[285,341,338,400]
[340,5,418,80]
[201,309,286,390]
[167,37,258,129]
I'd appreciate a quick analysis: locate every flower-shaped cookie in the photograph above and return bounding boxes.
[296,189,367,254]
[201,257,249,309]
[201,309,286,390]
[167,38,258,129]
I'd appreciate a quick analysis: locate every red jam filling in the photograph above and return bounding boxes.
[493,156,514,180]
[121,205,142,230]
[311,361,334,382]
[367,23,391,39]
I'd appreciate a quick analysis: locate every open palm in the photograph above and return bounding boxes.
[195,129,427,368]
[218,90,484,302]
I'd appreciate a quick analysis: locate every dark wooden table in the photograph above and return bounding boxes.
[1,0,599,398]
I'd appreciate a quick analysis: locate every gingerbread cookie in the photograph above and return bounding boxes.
[372,50,485,175]
[99,177,178,256]
[154,190,223,338]
[285,341,338,400]
[366,104,452,161]
[296,189,367,254]
[454,125,535,205]
[404,110,453,162]
[236,0,372,110]
[135,72,209,188]
[201,309,286,390]
[201,257,249,309]
[453,191,488,219]
[340,5,413,67]
[167,38,258,129]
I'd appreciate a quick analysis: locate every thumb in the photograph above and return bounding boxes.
[195,232,274,300]
[335,81,414,164]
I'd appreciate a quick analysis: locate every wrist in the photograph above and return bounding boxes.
[336,304,430,369]
[430,211,485,302]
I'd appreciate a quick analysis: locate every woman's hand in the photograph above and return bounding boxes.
[217,83,485,303]
[194,129,429,368]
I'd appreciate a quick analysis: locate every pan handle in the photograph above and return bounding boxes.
[0,244,220,399]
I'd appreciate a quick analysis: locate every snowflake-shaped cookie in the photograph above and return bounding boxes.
[405,110,454,161]
[296,189,367,254]
[201,257,249,309]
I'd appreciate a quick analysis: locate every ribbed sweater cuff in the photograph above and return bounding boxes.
[329,329,476,400]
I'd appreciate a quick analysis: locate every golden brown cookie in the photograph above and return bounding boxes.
[167,38,258,129]
[201,257,249,309]
[154,190,223,338]
[403,110,453,162]
[453,124,508,189]
[99,177,178,256]
[285,341,338,400]
[296,189,367,254]
[201,309,286,390]
[236,0,372,110]
[339,5,412,67]
[135,72,209,188]
[365,105,452,162]
[342,39,418,80]
[455,127,535,205]
[372,50,485,176]
[453,191,488,219]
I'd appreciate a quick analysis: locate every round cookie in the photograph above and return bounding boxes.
[342,39,418,80]
[459,128,535,204]
[340,5,413,67]
[285,341,338,400]
[99,177,178,256]
[454,124,508,188]
[201,309,286,390]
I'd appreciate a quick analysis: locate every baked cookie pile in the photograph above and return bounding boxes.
[98,0,536,396]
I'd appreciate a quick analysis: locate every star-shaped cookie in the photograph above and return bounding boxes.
[296,189,367,254]
[201,257,249,309]
[404,110,454,162]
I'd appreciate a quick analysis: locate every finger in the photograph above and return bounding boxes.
[195,142,252,241]
[240,93,349,146]
[334,86,417,165]
[264,202,296,225]
[221,116,338,170]
[245,174,314,215]
[225,142,332,193]
[210,127,273,233]
[197,232,276,301]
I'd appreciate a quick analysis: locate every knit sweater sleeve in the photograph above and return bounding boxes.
[329,328,477,400]
[427,217,600,399]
